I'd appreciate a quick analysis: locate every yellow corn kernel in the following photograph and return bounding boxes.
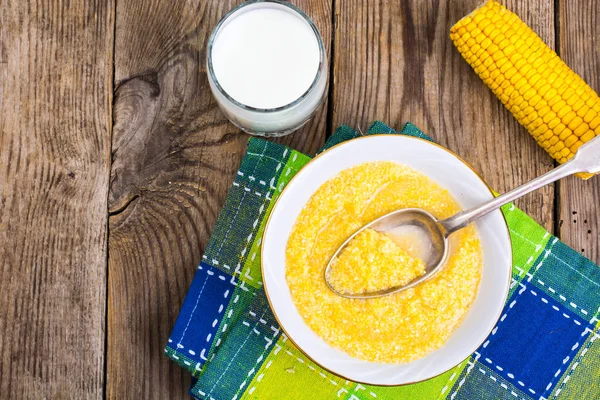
[537,83,552,98]
[537,105,551,119]
[571,140,584,152]
[564,135,578,148]
[530,115,544,129]
[560,147,572,157]
[571,99,586,113]
[473,12,486,24]
[581,131,595,142]
[573,123,589,137]
[522,105,535,116]
[578,103,590,117]
[562,111,577,126]
[556,106,572,119]
[566,94,580,107]
[568,116,584,131]
[553,123,566,135]
[536,124,550,137]
[559,128,572,141]
[551,99,567,114]
[530,94,543,108]
[590,116,600,130]
[584,109,597,123]
[543,110,557,125]
[575,85,587,97]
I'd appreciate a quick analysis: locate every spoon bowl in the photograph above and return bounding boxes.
[325,209,448,299]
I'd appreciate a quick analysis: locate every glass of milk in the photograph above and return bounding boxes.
[207,0,328,137]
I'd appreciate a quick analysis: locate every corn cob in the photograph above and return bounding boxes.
[450,0,599,178]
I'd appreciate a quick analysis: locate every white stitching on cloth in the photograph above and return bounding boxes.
[439,240,562,400]
[534,277,591,317]
[176,270,211,348]
[481,357,538,395]
[173,267,231,358]
[437,360,467,397]
[552,319,600,399]
[206,309,270,399]
[214,142,268,256]
[476,367,526,399]
[232,323,279,400]
[448,353,481,399]
[481,287,587,398]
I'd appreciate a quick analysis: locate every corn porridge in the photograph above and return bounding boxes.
[327,228,426,294]
[285,161,482,363]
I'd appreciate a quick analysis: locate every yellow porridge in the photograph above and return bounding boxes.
[285,161,482,363]
[327,228,426,294]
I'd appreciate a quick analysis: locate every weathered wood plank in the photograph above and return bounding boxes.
[558,0,600,263]
[330,0,392,128]
[0,0,114,398]
[332,0,555,231]
[107,0,331,397]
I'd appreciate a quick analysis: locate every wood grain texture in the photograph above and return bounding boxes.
[107,0,331,398]
[331,0,555,230]
[0,0,113,398]
[558,0,600,263]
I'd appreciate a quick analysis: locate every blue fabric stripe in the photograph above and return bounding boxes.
[167,262,236,371]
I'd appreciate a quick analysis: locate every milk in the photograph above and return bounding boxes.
[386,225,434,264]
[212,7,320,109]
[208,2,327,136]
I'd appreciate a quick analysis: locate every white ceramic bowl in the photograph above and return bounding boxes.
[261,135,511,385]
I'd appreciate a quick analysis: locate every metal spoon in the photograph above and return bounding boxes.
[325,135,600,299]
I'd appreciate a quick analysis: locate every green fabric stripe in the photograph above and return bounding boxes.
[346,358,470,400]
[200,288,257,378]
[241,150,311,287]
[549,321,600,399]
[203,138,291,277]
[449,362,532,400]
[241,337,345,400]
[504,204,551,278]
[533,238,600,321]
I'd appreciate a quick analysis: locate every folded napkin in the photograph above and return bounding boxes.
[166,122,600,400]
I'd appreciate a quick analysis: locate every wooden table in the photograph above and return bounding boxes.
[1,0,599,398]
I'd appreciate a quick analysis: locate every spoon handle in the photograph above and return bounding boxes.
[439,134,600,236]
